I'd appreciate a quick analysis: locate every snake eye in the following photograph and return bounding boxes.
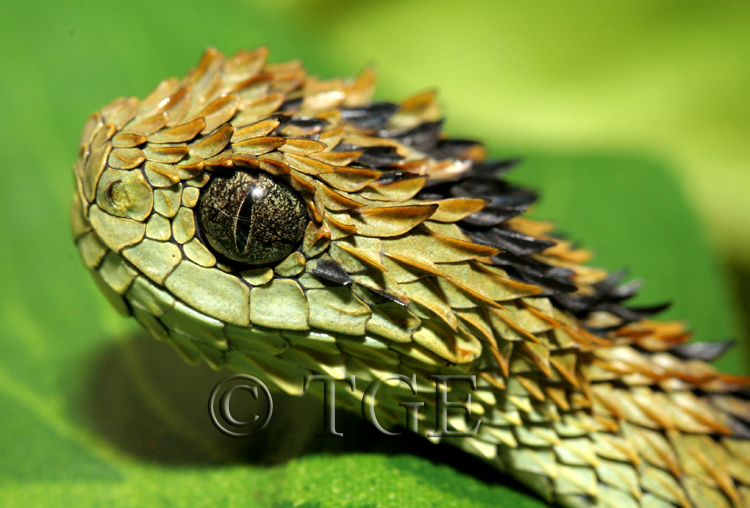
[197,170,309,265]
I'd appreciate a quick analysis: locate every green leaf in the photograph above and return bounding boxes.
[0,1,745,507]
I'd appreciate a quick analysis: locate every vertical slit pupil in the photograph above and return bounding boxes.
[235,188,255,255]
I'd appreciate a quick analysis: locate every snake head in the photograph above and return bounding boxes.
[72,47,593,396]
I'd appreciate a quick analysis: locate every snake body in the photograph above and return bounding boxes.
[71,47,750,508]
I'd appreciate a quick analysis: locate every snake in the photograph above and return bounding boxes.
[71,47,750,508]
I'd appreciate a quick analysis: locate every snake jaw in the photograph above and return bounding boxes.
[72,47,750,508]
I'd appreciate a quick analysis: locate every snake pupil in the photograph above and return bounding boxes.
[198,170,308,265]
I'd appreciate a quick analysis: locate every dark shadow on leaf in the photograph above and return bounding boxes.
[728,262,750,372]
[84,331,535,495]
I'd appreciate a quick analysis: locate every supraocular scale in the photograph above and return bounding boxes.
[71,47,750,508]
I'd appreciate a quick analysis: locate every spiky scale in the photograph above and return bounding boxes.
[71,47,750,508]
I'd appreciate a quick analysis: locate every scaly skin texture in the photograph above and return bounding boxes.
[71,47,750,508]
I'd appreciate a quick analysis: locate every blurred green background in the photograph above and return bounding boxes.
[0,1,748,507]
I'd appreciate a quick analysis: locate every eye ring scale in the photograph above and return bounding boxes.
[197,170,309,265]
